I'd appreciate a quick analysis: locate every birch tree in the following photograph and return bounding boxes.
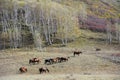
[106,19,112,44]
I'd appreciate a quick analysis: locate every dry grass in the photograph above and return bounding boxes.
[0,47,120,80]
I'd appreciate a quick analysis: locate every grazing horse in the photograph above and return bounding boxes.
[56,57,61,63]
[96,48,101,51]
[29,58,40,64]
[74,51,82,56]
[19,67,27,73]
[39,67,49,74]
[59,57,69,62]
[52,57,60,63]
[44,59,54,65]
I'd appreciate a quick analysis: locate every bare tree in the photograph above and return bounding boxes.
[106,19,112,44]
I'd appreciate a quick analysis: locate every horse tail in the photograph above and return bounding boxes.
[44,60,47,64]
[25,68,27,72]
[19,68,22,72]
[29,60,31,64]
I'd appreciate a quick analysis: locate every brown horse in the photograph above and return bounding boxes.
[74,51,82,56]
[39,67,49,74]
[19,67,27,73]
[56,57,62,63]
[29,58,40,64]
[52,57,60,63]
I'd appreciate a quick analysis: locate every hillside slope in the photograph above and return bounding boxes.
[53,0,120,31]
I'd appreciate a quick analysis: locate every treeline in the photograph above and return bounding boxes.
[0,0,83,50]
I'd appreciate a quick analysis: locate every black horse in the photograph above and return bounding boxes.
[39,67,49,74]
[44,59,54,65]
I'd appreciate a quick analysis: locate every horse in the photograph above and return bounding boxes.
[59,57,69,62]
[96,48,101,51]
[29,58,40,64]
[74,51,82,56]
[44,59,54,65]
[39,67,49,74]
[19,67,27,73]
[52,57,60,63]
[55,57,61,63]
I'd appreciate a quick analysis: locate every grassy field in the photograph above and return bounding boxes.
[0,47,120,80]
[0,30,120,80]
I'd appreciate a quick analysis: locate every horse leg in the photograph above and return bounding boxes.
[40,71,42,74]
[37,61,39,64]
[74,53,76,56]
[74,53,75,56]
[29,60,31,64]
[44,70,46,73]
[25,68,27,72]
[50,60,52,64]
[39,69,42,74]
[46,69,49,73]
[44,61,47,64]
[33,62,35,65]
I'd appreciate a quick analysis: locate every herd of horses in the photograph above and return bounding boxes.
[19,48,101,74]
[44,57,70,65]
[19,51,83,74]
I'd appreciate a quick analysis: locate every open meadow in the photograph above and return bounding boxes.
[0,46,120,80]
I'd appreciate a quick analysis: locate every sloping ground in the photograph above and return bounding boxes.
[0,48,120,79]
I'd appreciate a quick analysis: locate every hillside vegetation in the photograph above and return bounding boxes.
[0,0,120,50]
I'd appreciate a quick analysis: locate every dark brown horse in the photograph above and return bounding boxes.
[96,48,101,51]
[39,67,49,74]
[74,51,82,56]
[19,67,27,73]
[59,57,69,62]
[29,58,40,64]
